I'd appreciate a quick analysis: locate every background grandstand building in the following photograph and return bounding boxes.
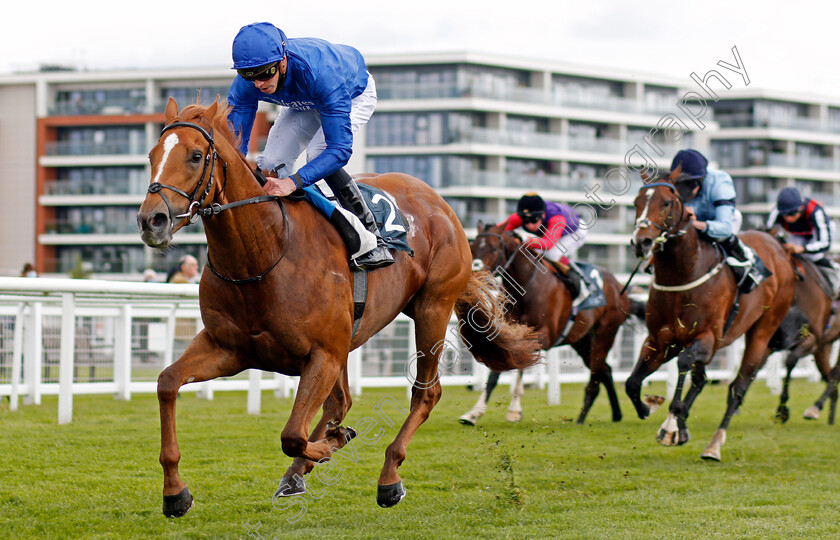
[0,53,837,279]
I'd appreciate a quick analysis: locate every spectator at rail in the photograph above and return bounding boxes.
[143,269,158,283]
[670,148,764,292]
[227,22,392,270]
[167,255,200,284]
[20,262,37,278]
[767,187,840,295]
[501,192,590,306]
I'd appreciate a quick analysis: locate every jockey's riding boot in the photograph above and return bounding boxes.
[814,257,840,298]
[721,235,763,293]
[334,179,394,271]
[566,260,591,307]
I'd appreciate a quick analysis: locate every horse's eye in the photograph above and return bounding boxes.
[663,201,671,208]
[191,151,203,164]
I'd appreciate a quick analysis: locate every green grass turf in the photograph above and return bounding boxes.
[2,380,840,539]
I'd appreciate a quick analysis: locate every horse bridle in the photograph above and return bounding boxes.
[147,120,288,284]
[147,121,224,228]
[473,231,519,276]
[633,181,690,250]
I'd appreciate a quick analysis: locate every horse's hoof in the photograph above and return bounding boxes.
[612,413,623,423]
[505,410,523,423]
[377,481,406,508]
[162,486,193,518]
[656,428,676,446]
[700,448,721,461]
[458,412,478,426]
[677,428,690,445]
[803,406,821,420]
[644,395,665,414]
[275,474,306,497]
[775,406,790,423]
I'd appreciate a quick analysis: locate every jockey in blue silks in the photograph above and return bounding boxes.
[227,22,392,270]
[671,149,764,292]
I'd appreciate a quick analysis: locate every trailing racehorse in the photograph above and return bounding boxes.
[137,98,541,517]
[459,222,640,426]
[774,253,840,424]
[625,171,795,461]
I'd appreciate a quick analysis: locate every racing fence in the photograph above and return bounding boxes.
[0,277,823,424]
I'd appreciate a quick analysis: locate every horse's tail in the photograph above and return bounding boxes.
[454,270,542,371]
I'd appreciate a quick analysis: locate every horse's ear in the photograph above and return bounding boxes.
[205,98,219,123]
[165,97,179,122]
[476,219,484,232]
[640,169,650,183]
[669,164,682,181]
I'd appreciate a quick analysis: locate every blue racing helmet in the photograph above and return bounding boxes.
[777,187,803,215]
[670,149,708,180]
[232,22,287,70]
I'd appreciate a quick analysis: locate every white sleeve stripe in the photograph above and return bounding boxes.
[807,208,831,251]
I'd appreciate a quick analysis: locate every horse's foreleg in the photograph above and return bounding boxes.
[801,343,830,421]
[625,335,668,419]
[505,370,525,423]
[576,333,622,424]
[659,333,714,447]
[459,370,500,425]
[158,331,244,517]
[807,357,840,422]
[377,304,451,508]
[277,366,352,497]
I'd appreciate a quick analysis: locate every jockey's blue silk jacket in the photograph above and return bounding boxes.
[684,168,737,241]
[227,36,369,187]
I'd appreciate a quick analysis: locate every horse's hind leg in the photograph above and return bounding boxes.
[803,343,830,420]
[625,335,670,419]
[277,366,353,497]
[459,370,501,425]
[280,348,352,463]
[505,370,525,423]
[377,301,452,508]
[157,331,245,517]
[808,355,840,422]
[702,328,773,461]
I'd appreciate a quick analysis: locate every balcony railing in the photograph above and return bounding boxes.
[766,153,838,171]
[50,99,148,117]
[43,220,147,236]
[716,113,840,134]
[45,139,147,157]
[375,83,693,118]
[44,179,149,196]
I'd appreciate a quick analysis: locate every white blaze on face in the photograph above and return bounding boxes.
[152,133,180,184]
[634,188,655,231]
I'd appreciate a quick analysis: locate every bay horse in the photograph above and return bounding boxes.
[137,98,541,517]
[625,171,795,461]
[459,221,636,425]
[774,253,840,424]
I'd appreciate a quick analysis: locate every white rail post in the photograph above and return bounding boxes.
[274,372,290,399]
[247,369,261,415]
[348,347,363,397]
[23,302,42,405]
[406,319,417,402]
[164,305,176,368]
[665,359,678,398]
[547,350,560,405]
[114,304,132,400]
[58,293,76,424]
[765,353,782,395]
[10,303,25,411]
[194,315,213,400]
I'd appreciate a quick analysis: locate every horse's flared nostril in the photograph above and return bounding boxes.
[634,238,653,258]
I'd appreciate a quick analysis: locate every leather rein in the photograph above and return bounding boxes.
[147,121,288,284]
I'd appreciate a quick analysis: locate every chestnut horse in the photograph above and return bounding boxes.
[625,172,794,461]
[775,254,840,424]
[460,221,634,425]
[137,98,541,517]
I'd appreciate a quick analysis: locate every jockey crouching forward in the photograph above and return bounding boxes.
[227,22,393,270]
[671,149,765,293]
[768,187,840,297]
[504,193,590,306]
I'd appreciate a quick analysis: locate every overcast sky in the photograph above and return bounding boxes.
[3,0,838,99]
